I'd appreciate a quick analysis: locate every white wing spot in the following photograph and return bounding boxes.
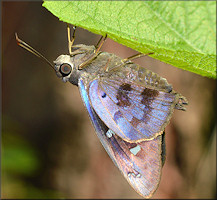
[127,171,141,178]
[136,173,141,178]
[130,145,141,155]
[106,129,115,138]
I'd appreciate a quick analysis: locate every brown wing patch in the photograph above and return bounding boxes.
[116,83,132,107]
[141,88,159,105]
[130,117,142,127]
[140,88,160,123]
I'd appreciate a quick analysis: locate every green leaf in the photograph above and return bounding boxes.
[2,145,39,175]
[43,1,216,79]
[2,131,39,176]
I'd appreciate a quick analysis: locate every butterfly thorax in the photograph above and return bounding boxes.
[53,44,125,86]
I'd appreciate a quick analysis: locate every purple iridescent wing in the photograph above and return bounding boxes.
[88,78,176,141]
[85,60,187,142]
[79,79,164,198]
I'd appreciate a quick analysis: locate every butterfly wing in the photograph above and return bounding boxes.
[79,78,164,198]
[85,58,187,142]
[88,78,176,141]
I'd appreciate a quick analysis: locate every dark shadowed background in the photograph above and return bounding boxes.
[2,1,216,199]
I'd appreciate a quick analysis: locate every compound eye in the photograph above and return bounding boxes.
[59,63,72,76]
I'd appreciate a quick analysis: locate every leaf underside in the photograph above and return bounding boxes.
[43,1,216,79]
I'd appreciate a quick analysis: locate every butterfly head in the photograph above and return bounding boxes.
[53,45,95,84]
[54,55,74,83]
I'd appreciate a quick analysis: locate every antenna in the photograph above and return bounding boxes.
[15,33,54,70]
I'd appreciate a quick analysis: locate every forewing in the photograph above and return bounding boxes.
[79,78,164,198]
[88,78,177,141]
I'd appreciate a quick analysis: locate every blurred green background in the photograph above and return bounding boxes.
[2,1,216,199]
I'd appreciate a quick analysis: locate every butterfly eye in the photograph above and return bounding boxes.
[59,63,72,76]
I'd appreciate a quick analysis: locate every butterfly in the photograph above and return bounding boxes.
[15,25,188,198]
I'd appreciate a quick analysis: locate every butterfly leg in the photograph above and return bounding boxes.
[67,24,76,55]
[109,52,154,72]
[121,52,154,64]
[95,34,107,51]
[103,57,112,72]
[78,34,108,69]
[95,34,107,54]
